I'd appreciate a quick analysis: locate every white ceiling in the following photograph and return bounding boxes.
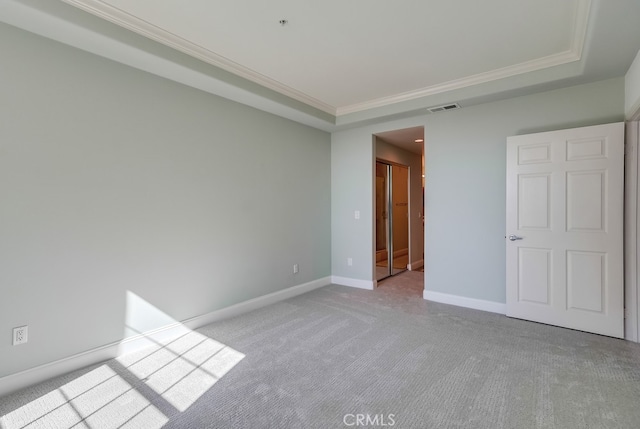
[59,0,587,115]
[1,0,639,130]
[376,127,424,155]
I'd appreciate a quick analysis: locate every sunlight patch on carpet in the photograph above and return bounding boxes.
[117,331,244,412]
[0,292,245,428]
[120,291,245,412]
[0,365,168,429]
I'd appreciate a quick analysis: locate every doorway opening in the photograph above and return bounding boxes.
[373,126,425,285]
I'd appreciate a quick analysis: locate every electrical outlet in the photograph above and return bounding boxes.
[347,257,353,266]
[13,326,28,346]
[293,264,299,274]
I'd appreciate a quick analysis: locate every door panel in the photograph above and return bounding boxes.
[567,250,605,312]
[566,171,605,232]
[518,247,551,305]
[567,137,606,160]
[506,122,624,338]
[518,174,550,230]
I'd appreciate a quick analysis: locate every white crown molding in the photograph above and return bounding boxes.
[60,0,337,115]
[571,0,591,57]
[61,0,591,119]
[336,51,580,116]
[336,0,591,116]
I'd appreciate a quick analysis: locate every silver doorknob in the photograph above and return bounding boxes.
[508,234,523,241]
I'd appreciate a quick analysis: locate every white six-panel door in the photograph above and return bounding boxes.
[506,123,624,338]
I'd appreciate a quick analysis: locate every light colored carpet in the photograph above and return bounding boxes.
[2,272,640,428]
[377,270,423,297]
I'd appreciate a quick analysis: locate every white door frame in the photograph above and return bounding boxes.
[626,118,640,341]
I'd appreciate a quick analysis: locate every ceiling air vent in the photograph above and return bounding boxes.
[427,103,461,113]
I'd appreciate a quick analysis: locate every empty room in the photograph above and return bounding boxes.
[2,0,640,428]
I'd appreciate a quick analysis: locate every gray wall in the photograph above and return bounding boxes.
[425,78,624,304]
[0,23,331,377]
[332,78,625,303]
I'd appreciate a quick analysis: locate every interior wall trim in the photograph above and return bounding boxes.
[337,51,580,116]
[60,0,336,115]
[61,0,590,118]
[408,259,424,271]
[337,0,591,115]
[181,277,332,330]
[626,120,640,342]
[0,276,332,398]
[423,290,507,315]
[331,276,375,290]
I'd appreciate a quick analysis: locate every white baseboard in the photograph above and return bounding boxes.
[0,342,119,400]
[331,276,374,290]
[408,259,424,270]
[423,290,506,315]
[0,276,331,398]
[181,276,331,329]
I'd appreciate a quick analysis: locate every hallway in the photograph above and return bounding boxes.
[376,270,423,298]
